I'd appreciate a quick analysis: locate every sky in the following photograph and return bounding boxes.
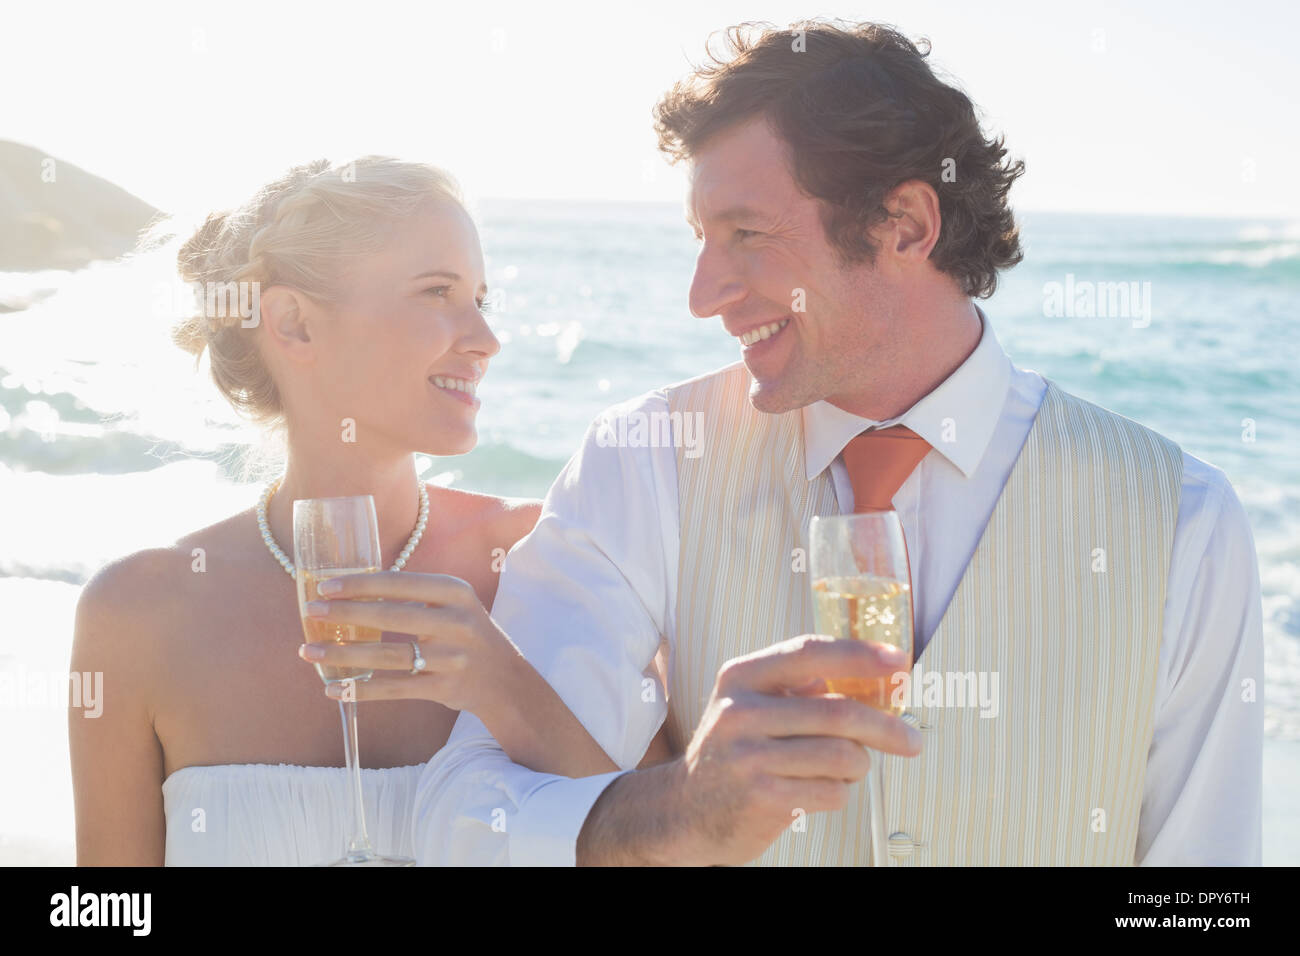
[2,0,1297,219]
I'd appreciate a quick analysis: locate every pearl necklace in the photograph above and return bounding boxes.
[257,476,429,577]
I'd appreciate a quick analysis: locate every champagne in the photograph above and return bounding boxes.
[297,566,382,683]
[808,513,910,868]
[811,574,913,714]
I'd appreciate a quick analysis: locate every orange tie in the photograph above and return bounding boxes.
[839,425,931,654]
[840,425,932,512]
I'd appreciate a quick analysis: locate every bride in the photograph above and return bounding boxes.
[69,156,671,865]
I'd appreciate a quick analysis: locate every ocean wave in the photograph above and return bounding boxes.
[1027,248,1300,275]
[1235,222,1300,242]
[1205,243,1300,267]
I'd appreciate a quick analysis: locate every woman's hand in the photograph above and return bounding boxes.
[298,571,519,714]
[297,569,666,779]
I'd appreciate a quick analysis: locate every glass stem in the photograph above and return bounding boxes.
[338,692,373,860]
[867,748,890,867]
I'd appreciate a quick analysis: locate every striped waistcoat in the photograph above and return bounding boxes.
[662,362,1182,865]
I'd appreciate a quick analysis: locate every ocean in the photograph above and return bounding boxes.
[1,201,1297,863]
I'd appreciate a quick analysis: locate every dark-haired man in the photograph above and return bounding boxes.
[414,20,1262,866]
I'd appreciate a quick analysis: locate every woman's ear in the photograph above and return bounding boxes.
[258,286,315,363]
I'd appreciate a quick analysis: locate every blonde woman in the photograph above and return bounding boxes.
[69,157,671,865]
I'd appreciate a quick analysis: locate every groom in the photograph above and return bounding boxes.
[413,19,1263,865]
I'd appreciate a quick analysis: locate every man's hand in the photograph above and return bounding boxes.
[578,633,920,866]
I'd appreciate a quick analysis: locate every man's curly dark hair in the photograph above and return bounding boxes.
[654,19,1026,298]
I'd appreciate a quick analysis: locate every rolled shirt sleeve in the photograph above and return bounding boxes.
[412,391,678,865]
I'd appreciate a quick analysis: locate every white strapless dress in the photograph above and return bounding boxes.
[162,763,423,866]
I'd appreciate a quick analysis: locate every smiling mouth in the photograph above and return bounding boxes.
[428,375,478,397]
[738,317,790,347]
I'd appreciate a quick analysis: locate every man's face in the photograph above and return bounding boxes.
[686,117,897,414]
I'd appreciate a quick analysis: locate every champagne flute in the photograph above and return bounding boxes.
[809,511,914,867]
[294,494,414,867]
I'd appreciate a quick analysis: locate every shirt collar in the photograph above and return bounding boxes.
[802,304,1012,481]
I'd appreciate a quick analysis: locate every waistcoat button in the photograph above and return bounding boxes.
[888,832,924,858]
[900,712,934,731]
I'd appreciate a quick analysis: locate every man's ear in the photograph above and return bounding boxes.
[882,179,942,262]
[259,285,315,363]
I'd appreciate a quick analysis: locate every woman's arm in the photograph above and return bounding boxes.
[637,723,676,768]
[69,555,168,865]
[473,650,635,776]
[300,495,677,779]
[475,643,676,776]
[308,576,672,778]
[475,499,677,775]
[478,600,678,775]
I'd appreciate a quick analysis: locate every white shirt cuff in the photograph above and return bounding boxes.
[512,769,631,866]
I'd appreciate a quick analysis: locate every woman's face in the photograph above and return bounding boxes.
[289,198,499,457]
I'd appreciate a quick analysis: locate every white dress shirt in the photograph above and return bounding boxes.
[412,308,1264,866]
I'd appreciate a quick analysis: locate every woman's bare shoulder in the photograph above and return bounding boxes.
[74,509,256,658]
[71,546,189,700]
[426,483,542,551]
[77,548,186,630]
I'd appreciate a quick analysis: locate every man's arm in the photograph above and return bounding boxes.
[1136,455,1264,865]
[413,708,633,866]
[411,392,677,865]
[410,390,923,866]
